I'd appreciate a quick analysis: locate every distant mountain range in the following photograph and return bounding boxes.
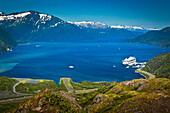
[127,27,170,48]
[111,25,159,32]
[0,27,16,53]
[68,21,158,32]
[68,21,110,29]
[0,10,143,42]
[68,21,144,39]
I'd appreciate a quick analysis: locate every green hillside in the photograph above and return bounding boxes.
[13,78,170,113]
[127,27,170,48]
[142,52,170,79]
[0,27,17,53]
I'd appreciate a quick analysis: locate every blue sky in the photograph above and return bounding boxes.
[0,0,170,28]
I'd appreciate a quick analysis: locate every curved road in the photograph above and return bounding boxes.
[136,68,155,79]
[13,81,22,94]
[13,79,31,96]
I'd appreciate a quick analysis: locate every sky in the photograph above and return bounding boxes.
[0,0,170,29]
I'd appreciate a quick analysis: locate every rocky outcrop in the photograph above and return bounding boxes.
[14,88,82,113]
[112,91,170,113]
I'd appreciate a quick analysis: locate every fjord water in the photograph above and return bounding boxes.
[0,41,169,84]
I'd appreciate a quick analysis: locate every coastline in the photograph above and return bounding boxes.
[0,63,19,73]
[135,68,155,79]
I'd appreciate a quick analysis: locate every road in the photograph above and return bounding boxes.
[13,79,31,96]
[62,78,74,92]
[61,78,100,93]
[75,88,98,93]
[136,68,155,79]
[0,96,32,104]
[13,81,22,94]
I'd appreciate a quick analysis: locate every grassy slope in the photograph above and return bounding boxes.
[13,89,82,113]
[16,80,67,94]
[71,81,104,90]
[13,78,170,113]
[0,27,17,53]
[0,101,25,113]
[142,52,170,79]
[81,78,170,113]
[0,76,19,92]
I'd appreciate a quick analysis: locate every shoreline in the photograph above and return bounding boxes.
[135,68,155,79]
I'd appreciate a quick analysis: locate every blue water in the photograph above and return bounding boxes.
[0,41,169,84]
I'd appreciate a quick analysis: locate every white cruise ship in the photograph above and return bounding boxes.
[122,56,136,66]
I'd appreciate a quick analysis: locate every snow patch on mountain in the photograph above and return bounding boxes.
[0,11,6,16]
[50,23,59,27]
[0,12,31,21]
[68,21,110,29]
[111,25,124,29]
[39,14,52,21]
[111,25,159,31]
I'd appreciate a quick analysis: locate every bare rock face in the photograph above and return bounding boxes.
[121,79,148,89]
[93,94,106,103]
[121,80,135,86]
[112,87,122,93]
[137,83,149,91]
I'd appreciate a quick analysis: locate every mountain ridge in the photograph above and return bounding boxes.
[127,27,170,48]
[0,10,93,42]
[0,10,142,42]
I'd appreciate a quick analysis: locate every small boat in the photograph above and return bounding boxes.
[126,66,129,68]
[36,45,41,47]
[69,66,74,69]
[132,65,140,68]
[113,65,116,68]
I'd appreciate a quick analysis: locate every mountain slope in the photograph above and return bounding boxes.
[0,11,141,42]
[14,88,82,113]
[68,21,110,29]
[13,78,170,113]
[127,27,170,47]
[142,52,170,79]
[111,25,159,32]
[0,27,17,53]
[0,11,93,42]
[69,21,139,39]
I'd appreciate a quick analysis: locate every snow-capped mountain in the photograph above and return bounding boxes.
[111,25,159,31]
[68,21,110,29]
[0,10,64,29]
[68,21,140,38]
[0,11,6,16]
[0,10,142,41]
[0,10,91,41]
[69,21,158,32]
